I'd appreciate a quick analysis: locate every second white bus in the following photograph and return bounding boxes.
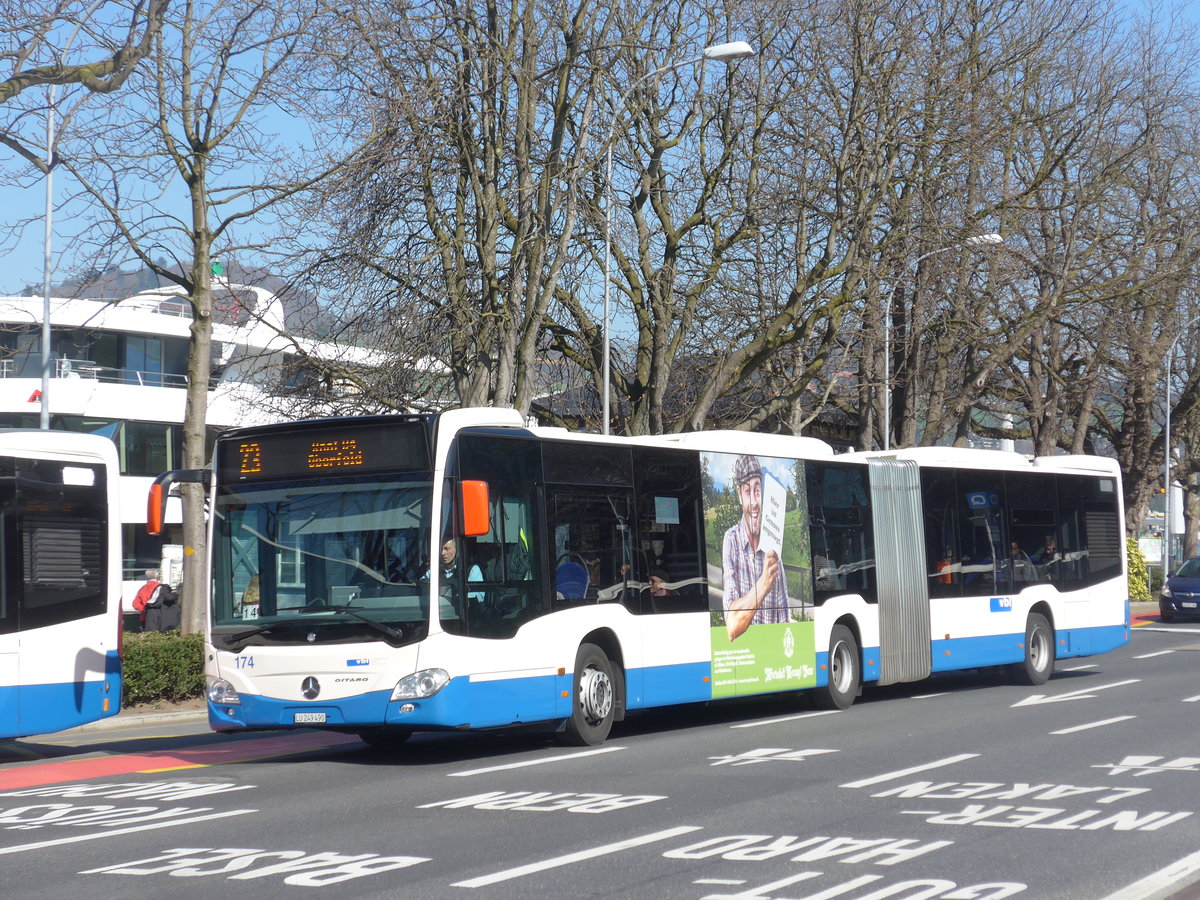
[1,431,122,739]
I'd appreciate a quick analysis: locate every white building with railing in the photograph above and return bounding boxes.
[0,283,384,620]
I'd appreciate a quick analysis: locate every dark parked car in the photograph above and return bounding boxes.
[1160,557,1200,622]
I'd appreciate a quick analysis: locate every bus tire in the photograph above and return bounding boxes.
[814,624,860,710]
[1013,612,1055,685]
[357,728,412,749]
[558,643,616,746]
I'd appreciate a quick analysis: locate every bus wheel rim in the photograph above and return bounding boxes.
[579,666,613,723]
[831,642,850,691]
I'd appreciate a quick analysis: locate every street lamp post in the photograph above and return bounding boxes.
[1162,313,1200,580]
[600,40,755,435]
[40,0,105,430]
[882,232,1004,450]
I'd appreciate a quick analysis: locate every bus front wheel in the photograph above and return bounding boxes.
[814,624,860,710]
[559,643,616,746]
[1013,612,1055,685]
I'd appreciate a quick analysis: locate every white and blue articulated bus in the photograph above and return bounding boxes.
[152,408,1129,747]
[1,431,122,739]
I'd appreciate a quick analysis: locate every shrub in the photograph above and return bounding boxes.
[121,631,205,705]
[1127,537,1152,604]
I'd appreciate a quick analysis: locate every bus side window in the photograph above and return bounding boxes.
[548,491,633,611]
[807,462,875,604]
[632,447,707,615]
[921,468,961,598]
[957,473,1005,596]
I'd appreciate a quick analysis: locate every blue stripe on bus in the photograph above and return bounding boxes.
[928,622,1130,671]
[0,650,121,739]
[211,673,564,731]
[632,661,713,708]
[210,621,1131,732]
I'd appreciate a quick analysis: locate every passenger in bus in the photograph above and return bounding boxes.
[1007,541,1036,584]
[1035,534,1060,581]
[1035,534,1058,560]
[935,547,955,584]
[649,569,672,597]
[722,454,788,642]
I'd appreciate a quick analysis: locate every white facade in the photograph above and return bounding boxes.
[0,283,384,613]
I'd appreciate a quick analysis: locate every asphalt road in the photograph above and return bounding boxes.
[2,613,1199,900]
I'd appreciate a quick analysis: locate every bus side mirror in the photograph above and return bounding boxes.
[460,480,490,537]
[147,469,211,535]
[147,480,167,535]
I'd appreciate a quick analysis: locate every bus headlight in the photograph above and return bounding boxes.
[391,668,449,700]
[207,677,241,705]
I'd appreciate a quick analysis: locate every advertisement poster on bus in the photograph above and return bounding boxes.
[701,451,816,698]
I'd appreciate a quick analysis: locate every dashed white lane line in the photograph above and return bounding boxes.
[731,710,840,729]
[450,746,625,777]
[840,753,980,789]
[452,825,702,887]
[1050,715,1136,735]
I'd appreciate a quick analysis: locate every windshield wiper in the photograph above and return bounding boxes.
[227,623,277,643]
[299,604,406,646]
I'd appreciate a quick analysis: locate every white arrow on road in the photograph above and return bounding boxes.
[1011,678,1141,707]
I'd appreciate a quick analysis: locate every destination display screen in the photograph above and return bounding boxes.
[216,421,430,482]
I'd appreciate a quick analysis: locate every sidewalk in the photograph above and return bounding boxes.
[1130,600,1160,625]
[64,702,209,735]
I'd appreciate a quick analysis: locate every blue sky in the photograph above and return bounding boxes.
[3,0,1192,299]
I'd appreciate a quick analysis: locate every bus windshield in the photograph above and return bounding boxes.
[211,475,436,648]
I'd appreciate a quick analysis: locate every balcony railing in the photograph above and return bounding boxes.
[37,357,191,387]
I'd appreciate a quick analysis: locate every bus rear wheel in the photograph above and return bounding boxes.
[1013,612,1055,685]
[814,624,860,710]
[559,643,616,746]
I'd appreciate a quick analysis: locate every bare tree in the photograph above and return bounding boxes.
[0,0,169,170]
[56,0,367,633]
[299,0,615,417]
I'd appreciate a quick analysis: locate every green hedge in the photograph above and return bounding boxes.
[1127,537,1152,604]
[122,631,205,705]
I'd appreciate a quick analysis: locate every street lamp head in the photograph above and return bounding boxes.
[965,233,1004,247]
[703,41,756,62]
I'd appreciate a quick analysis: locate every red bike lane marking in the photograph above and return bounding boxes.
[0,732,363,791]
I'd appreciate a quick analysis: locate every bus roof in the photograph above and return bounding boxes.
[845,446,1120,476]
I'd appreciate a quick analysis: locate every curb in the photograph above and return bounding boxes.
[63,707,209,736]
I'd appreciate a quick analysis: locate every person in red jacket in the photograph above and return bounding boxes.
[132,569,161,632]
